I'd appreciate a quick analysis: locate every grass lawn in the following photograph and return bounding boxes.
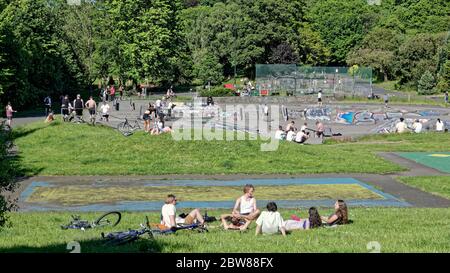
[1,209,449,253]
[399,177,450,200]
[11,121,450,176]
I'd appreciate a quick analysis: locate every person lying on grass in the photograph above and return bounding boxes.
[220,184,261,230]
[284,207,322,231]
[161,194,206,230]
[255,202,286,236]
[321,200,349,226]
[220,215,251,231]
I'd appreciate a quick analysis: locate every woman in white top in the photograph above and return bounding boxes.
[255,202,286,236]
[220,184,260,230]
[436,118,444,132]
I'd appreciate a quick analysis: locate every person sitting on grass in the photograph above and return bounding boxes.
[45,111,55,123]
[284,207,322,231]
[321,200,349,226]
[294,130,310,144]
[395,118,407,133]
[255,202,286,237]
[220,184,261,230]
[161,194,206,230]
[274,125,286,140]
[162,126,173,134]
[286,127,296,142]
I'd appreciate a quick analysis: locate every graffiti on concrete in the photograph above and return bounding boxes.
[336,112,355,124]
[305,107,331,121]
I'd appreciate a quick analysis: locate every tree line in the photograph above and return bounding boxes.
[0,0,449,109]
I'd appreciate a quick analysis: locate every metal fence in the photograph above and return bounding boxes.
[255,65,373,96]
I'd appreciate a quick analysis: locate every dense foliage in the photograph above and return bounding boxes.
[1,0,449,109]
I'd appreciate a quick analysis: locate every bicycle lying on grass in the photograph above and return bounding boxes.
[61,211,122,230]
[101,216,209,246]
[117,116,141,136]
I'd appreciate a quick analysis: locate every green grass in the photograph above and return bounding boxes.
[27,184,381,206]
[374,80,417,93]
[10,121,450,176]
[399,177,450,200]
[1,209,449,253]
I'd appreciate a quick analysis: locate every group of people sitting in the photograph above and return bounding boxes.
[274,120,326,144]
[394,117,447,134]
[160,184,350,236]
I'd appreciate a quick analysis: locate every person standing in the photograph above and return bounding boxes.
[445,91,449,104]
[85,96,97,121]
[384,94,389,107]
[61,95,71,122]
[317,90,323,106]
[100,101,110,122]
[315,120,325,138]
[110,85,116,105]
[73,94,84,121]
[44,95,52,116]
[5,102,17,127]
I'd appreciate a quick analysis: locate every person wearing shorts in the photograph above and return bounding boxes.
[100,101,110,122]
[161,194,205,229]
[220,184,260,230]
[85,96,97,119]
[61,95,71,121]
[315,121,324,138]
[317,90,323,106]
[5,102,16,127]
[73,94,84,119]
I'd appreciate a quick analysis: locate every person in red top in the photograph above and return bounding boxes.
[109,85,116,103]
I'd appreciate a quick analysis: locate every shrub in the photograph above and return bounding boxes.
[0,122,16,228]
[418,70,437,95]
[199,86,235,97]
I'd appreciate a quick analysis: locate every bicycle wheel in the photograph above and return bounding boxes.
[117,122,131,134]
[94,211,122,227]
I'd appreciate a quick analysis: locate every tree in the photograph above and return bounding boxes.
[0,123,16,228]
[396,33,446,86]
[347,28,403,81]
[306,0,381,64]
[268,42,299,64]
[418,70,436,95]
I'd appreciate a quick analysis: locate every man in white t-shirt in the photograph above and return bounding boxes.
[161,194,205,229]
[274,126,286,140]
[395,118,407,133]
[286,128,296,142]
[436,118,444,132]
[100,102,110,122]
[412,120,422,133]
[255,202,286,236]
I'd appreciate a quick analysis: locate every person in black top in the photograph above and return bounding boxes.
[44,95,52,116]
[61,95,71,122]
[73,94,84,121]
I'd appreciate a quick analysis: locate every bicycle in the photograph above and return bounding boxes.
[117,116,141,135]
[61,211,122,230]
